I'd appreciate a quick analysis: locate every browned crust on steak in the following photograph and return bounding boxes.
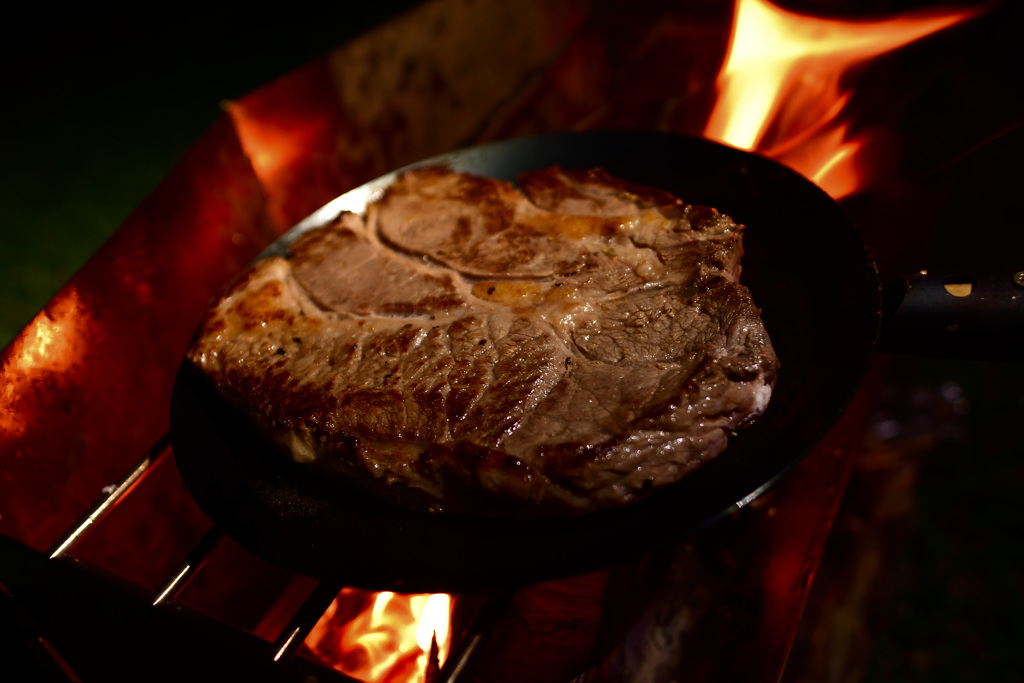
[188,166,778,515]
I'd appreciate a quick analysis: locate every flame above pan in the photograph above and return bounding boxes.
[704,0,982,198]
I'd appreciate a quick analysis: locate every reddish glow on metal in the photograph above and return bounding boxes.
[0,116,275,559]
[8,288,86,376]
[227,61,357,232]
[1,288,88,440]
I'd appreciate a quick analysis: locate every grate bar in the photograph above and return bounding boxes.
[271,579,346,663]
[437,588,516,683]
[48,433,172,560]
[151,527,225,606]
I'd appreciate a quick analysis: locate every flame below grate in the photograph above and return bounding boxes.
[305,590,452,683]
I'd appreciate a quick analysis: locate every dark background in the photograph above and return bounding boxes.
[1,2,1022,682]
[0,4,423,345]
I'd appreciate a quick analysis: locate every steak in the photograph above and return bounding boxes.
[188,166,778,515]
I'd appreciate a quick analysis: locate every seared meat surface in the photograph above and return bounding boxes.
[188,166,778,515]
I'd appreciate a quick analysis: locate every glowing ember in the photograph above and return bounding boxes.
[705,0,981,198]
[305,588,452,683]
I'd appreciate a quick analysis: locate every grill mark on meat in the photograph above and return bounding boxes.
[189,165,778,515]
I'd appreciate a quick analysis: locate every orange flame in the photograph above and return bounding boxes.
[305,588,452,683]
[705,0,982,198]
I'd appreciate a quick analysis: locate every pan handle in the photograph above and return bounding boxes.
[878,271,1024,361]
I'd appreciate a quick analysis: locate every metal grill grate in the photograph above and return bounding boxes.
[40,432,509,682]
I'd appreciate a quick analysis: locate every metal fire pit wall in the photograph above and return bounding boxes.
[1,0,990,680]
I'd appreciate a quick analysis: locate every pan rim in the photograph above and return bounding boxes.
[170,129,881,592]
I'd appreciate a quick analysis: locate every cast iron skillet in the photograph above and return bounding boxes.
[170,130,880,593]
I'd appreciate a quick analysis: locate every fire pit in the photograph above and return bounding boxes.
[2,1,1022,681]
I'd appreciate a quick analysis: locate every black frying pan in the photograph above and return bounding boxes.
[170,130,884,593]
